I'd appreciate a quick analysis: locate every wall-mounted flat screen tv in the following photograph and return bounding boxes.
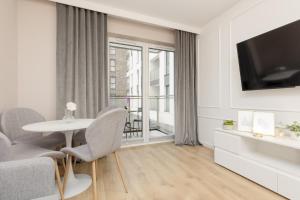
[237,20,300,91]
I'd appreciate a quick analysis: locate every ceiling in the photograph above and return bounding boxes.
[86,0,240,29]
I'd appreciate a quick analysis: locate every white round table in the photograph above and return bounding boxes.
[23,119,95,199]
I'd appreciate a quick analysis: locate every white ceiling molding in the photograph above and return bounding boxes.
[48,0,203,34]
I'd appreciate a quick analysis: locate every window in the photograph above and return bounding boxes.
[166,52,170,75]
[149,48,174,135]
[108,42,143,141]
[110,59,116,66]
[108,39,174,143]
[136,69,140,95]
[110,77,116,92]
[165,85,170,112]
[110,47,116,55]
[111,77,116,84]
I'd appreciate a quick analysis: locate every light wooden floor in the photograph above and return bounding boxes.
[68,142,286,200]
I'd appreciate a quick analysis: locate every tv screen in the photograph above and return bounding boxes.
[237,20,300,91]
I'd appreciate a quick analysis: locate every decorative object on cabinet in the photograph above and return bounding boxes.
[237,110,253,132]
[253,112,275,136]
[286,121,300,140]
[223,120,235,130]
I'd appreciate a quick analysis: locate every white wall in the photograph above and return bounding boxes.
[17,0,57,119]
[16,0,175,119]
[197,0,300,147]
[108,16,175,45]
[48,0,202,34]
[0,0,18,111]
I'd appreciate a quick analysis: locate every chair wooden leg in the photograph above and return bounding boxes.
[54,159,64,200]
[62,158,66,170]
[63,156,72,193]
[73,158,77,169]
[114,152,128,193]
[92,160,98,200]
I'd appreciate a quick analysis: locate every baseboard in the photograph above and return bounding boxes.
[200,141,214,149]
[121,139,174,149]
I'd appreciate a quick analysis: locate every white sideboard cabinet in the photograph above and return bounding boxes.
[214,129,300,200]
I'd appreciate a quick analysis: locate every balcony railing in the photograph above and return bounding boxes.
[150,69,159,82]
[109,95,174,139]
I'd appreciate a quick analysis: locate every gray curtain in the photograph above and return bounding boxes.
[56,3,108,119]
[174,30,198,145]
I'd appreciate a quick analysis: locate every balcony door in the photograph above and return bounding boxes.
[108,38,174,145]
[148,49,175,142]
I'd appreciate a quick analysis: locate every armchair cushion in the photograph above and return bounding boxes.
[0,157,58,200]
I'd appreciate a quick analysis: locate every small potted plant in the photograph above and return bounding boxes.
[286,121,300,140]
[223,120,235,130]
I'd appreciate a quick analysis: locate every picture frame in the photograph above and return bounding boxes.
[253,112,275,136]
[238,110,253,132]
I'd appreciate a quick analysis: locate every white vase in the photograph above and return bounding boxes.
[63,109,75,121]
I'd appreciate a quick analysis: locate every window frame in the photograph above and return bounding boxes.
[108,37,175,143]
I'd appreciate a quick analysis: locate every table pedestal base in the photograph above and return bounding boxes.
[63,174,92,199]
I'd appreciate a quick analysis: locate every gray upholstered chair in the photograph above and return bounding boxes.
[0,158,60,200]
[73,105,120,145]
[61,108,128,200]
[96,105,120,118]
[1,108,65,149]
[0,129,12,160]
[0,131,65,200]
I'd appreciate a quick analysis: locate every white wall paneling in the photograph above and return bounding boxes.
[197,0,300,146]
[229,0,300,112]
[198,117,222,148]
[197,28,221,108]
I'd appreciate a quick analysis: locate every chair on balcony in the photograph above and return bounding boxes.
[132,107,143,137]
[61,108,128,200]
